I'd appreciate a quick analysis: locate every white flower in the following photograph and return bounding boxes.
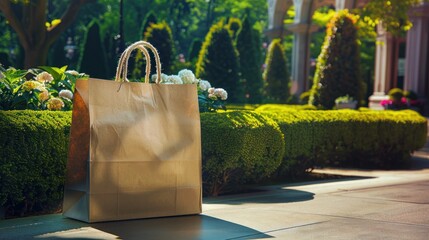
[65,70,79,76]
[214,88,228,100]
[208,87,215,94]
[198,80,211,91]
[152,73,168,83]
[59,89,73,100]
[178,69,197,84]
[36,72,54,83]
[165,75,183,84]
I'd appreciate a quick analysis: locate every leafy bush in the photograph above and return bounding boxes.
[196,20,242,103]
[201,111,284,196]
[0,66,87,111]
[310,10,361,109]
[263,39,290,103]
[257,107,427,172]
[0,110,71,217]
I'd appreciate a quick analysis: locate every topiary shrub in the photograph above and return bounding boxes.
[132,22,175,79]
[263,38,290,103]
[196,20,242,103]
[310,10,361,109]
[201,111,284,196]
[0,110,71,217]
[237,15,264,104]
[78,21,109,79]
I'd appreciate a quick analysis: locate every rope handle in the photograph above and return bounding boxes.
[115,41,162,84]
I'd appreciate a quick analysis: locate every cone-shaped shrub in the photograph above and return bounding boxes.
[133,22,174,78]
[263,38,290,102]
[78,21,108,79]
[196,20,242,103]
[310,10,361,109]
[237,16,263,103]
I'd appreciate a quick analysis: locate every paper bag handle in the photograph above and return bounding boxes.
[115,41,162,84]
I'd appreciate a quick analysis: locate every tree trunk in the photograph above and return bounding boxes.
[0,0,94,69]
[23,44,50,69]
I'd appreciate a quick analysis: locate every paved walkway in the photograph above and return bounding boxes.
[2,149,429,239]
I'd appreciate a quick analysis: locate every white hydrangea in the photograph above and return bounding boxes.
[198,80,211,91]
[59,89,73,100]
[151,73,168,83]
[208,87,215,94]
[35,72,54,83]
[214,88,228,100]
[165,75,183,84]
[178,69,197,84]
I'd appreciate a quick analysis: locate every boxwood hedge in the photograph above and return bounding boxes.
[257,108,427,173]
[0,111,71,217]
[201,111,284,196]
[0,107,427,217]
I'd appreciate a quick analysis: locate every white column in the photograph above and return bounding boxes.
[369,23,394,110]
[404,3,429,97]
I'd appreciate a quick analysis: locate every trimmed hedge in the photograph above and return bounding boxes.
[1,108,427,217]
[0,111,71,217]
[257,108,427,174]
[201,111,284,196]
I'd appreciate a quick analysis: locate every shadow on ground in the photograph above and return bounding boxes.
[2,214,271,239]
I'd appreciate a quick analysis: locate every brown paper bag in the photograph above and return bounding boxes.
[63,41,202,223]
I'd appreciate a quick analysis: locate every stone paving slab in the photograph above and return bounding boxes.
[1,155,429,239]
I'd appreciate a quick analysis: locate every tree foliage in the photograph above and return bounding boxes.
[310,11,361,109]
[196,20,242,103]
[263,39,290,103]
[357,0,429,36]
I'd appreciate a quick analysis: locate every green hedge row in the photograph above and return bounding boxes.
[257,108,427,174]
[0,111,71,217]
[201,111,284,196]
[0,108,427,217]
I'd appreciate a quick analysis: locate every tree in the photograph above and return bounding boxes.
[310,11,361,109]
[0,0,94,68]
[236,15,263,103]
[196,20,242,103]
[78,21,108,79]
[358,0,429,36]
[263,39,290,103]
